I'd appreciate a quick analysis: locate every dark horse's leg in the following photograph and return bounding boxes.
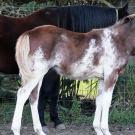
[49,74,63,127]
[38,68,65,132]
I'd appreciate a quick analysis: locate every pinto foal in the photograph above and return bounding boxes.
[12,14,135,135]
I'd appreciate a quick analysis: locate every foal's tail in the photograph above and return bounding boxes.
[16,33,35,83]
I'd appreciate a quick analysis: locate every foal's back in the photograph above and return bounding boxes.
[20,25,103,80]
[28,25,100,60]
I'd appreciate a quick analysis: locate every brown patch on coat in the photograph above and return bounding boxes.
[117,63,127,75]
[93,49,104,66]
[88,29,103,66]
[28,25,101,63]
[105,70,118,91]
[93,52,100,66]
[29,85,38,104]
[105,64,127,90]
[28,25,63,59]
[112,21,135,57]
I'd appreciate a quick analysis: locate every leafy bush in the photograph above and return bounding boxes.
[112,64,135,111]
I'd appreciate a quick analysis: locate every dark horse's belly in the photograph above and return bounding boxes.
[0,44,18,74]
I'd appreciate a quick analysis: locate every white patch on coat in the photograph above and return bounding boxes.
[32,47,48,75]
[102,28,117,76]
[50,45,66,74]
[102,28,126,78]
[69,39,104,80]
[61,34,69,42]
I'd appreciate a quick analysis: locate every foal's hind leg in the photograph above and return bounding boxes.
[29,76,46,135]
[11,78,40,135]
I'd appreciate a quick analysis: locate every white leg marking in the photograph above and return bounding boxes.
[30,77,46,135]
[100,85,114,135]
[11,79,40,135]
[93,80,104,135]
[93,80,115,135]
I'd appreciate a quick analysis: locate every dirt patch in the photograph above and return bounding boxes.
[0,123,135,135]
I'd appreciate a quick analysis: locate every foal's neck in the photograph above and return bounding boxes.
[104,26,135,57]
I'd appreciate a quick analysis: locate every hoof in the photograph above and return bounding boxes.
[56,123,66,131]
[42,126,50,134]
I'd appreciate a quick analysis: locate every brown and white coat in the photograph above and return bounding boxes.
[12,14,135,135]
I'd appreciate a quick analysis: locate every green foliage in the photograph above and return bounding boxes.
[1,99,135,125]
[59,78,80,103]
[69,96,81,122]
[110,110,135,125]
[59,96,81,123]
[0,102,31,124]
[113,64,135,111]
[0,102,15,123]
[0,1,54,17]
[0,74,19,100]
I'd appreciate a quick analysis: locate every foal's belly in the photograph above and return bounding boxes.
[55,62,103,80]
[69,63,103,80]
[53,41,104,80]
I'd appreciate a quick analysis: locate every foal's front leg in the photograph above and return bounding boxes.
[93,80,104,135]
[93,74,118,135]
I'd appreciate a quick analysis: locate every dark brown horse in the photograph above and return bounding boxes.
[0,4,129,73]
[12,14,135,135]
[0,4,128,132]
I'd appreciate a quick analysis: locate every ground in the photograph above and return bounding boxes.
[0,123,135,135]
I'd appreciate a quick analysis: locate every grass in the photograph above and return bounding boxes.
[1,102,135,126]
[0,101,51,125]
[110,109,135,125]
[0,102,32,124]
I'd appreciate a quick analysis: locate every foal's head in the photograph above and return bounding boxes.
[114,14,135,56]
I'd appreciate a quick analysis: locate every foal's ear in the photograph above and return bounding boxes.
[122,14,135,24]
[123,16,131,24]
